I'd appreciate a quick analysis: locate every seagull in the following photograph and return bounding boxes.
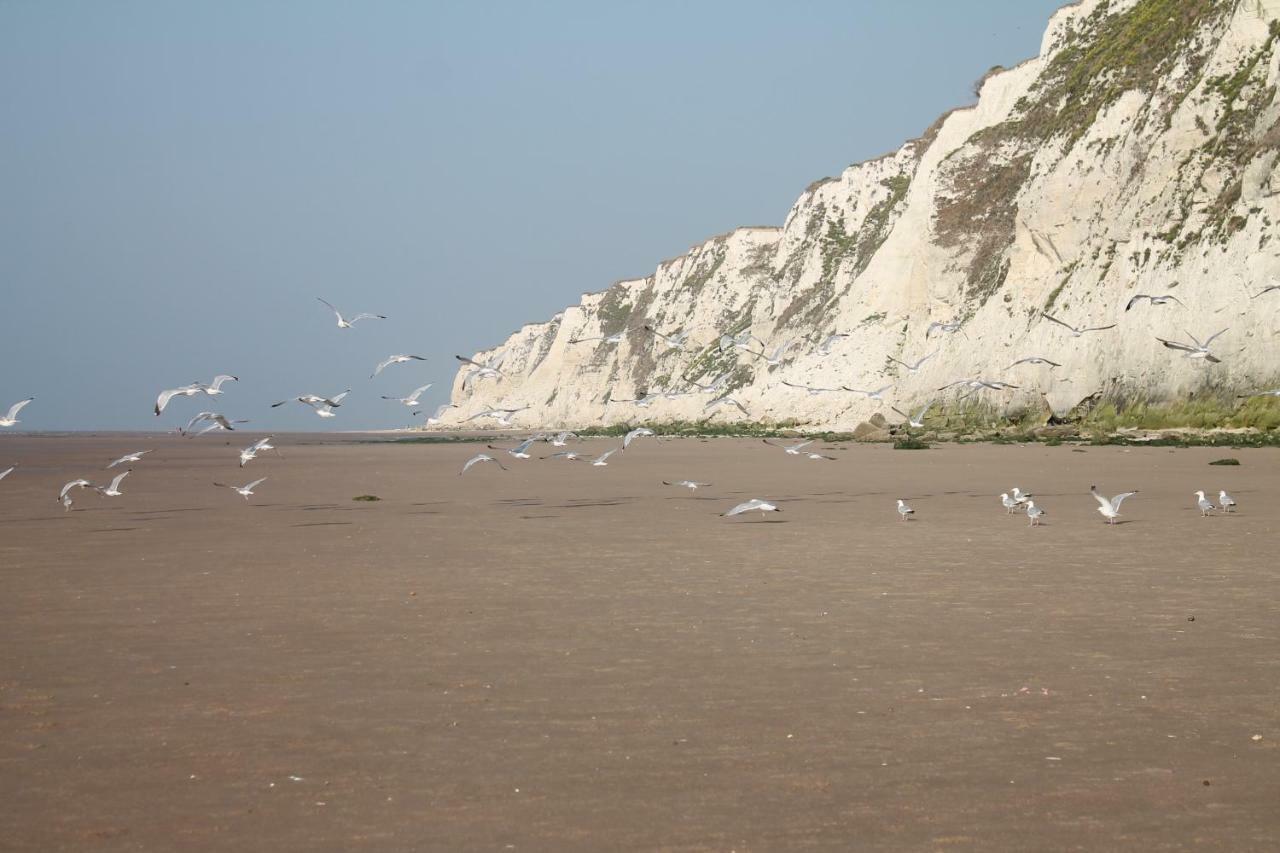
[214,477,267,499]
[239,437,276,467]
[62,493,75,512]
[896,499,915,521]
[59,479,92,501]
[610,391,660,407]
[925,321,962,337]
[644,325,690,351]
[0,464,14,482]
[456,354,507,391]
[623,427,655,450]
[1219,489,1237,512]
[488,437,540,459]
[460,453,507,475]
[423,403,457,425]
[465,406,529,427]
[590,449,618,467]
[107,450,153,468]
[179,412,239,436]
[719,330,763,353]
[763,439,814,455]
[890,400,933,429]
[749,339,797,367]
[273,392,350,417]
[545,450,586,461]
[886,351,938,374]
[317,297,386,328]
[705,394,750,417]
[1250,282,1280,299]
[1025,501,1045,527]
[154,385,203,416]
[1125,294,1184,311]
[94,469,132,497]
[569,332,624,345]
[383,383,433,407]
[549,432,579,446]
[1239,389,1280,398]
[664,480,711,491]
[1041,312,1117,337]
[817,333,849,355]
[722,498,780,518]
[1001,493,1018,514]
[940,378,1020,396]
[372,354,427,378]
[1006,357,1062,369]
[1011,487,1033,505]
[781,380,844,396]
[843,383,894,401]
[802,452,837,461]
[1091,484,1138,524]
[1194,490,1216,516]
[200,374,239,397]
[1156,328,1228,363]
[690,371,732,395]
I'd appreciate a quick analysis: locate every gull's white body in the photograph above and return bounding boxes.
[215,477,267,499]
[664,480,710,491]
[1091,485,1137,524]
[96,470,132,497]
[318,297,385,328]
[1219,490,1236,512]
[896,499,915,521]
[1,398,34,427]
[1026,501,1045,527]
[722,498,779,518]
[623,428,655,450]
[108,450,153,468]
[1195,490,1216,516]
[460,453,506,475]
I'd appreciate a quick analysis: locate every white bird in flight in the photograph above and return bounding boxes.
[546,450,587,461]
[886,351,938,374]
[0,465,14,482]
[239,436,277,467]
[273,392,350,417]
[107,450,153,468]
[705,394,750,417]
[1,397,33,427]
[1194,490,1215,516]
[456,353,507,391]
[423,403,458,425]
[925,320,962,337]
[154,385,203,416]
[644,325,691,352]
[781,380,844,396]
[214,477,268,499]
[1125,294,1183,311]
[460,453,507,475]
[664,480,710,491]
[1006,356,1062,369]
[180,412,241,436]
[1219,490,1236,512]
[1250,282,1280,299]
[1156,328,1228,363]
[896,498,915,521]
[843,383,894,401]
[590,449,618,467]
[383,383,433,407]
[890,400,933,429]
[570,332,624,345]
[488,437,539,459]
[372,354,427,378]
[817,333,849,355]
[59,479,92,501]
[1041,312,1117,337]
[1091,484,1137,524]
[749,339,797,367]
[722,498,780,518]
[623,427,655,450]
[550,431,579,446]
[763,439,814,456]
[465,406,529,427]
[317,297,386,328]
[691,371,732,395]
[95,470,132,497]
[200,374,239,397]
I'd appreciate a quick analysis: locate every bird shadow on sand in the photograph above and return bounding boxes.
[291,521,354,527]
[495,497,544,507]
[550,499,636,509]
[131,507,208,515]
[409,501,451,507]
[89,527,141,533]
[725,518,789,524]
[520,514,562,519]
[403,510,442,516]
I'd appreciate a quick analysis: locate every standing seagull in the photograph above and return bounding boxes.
[1001,493,1018,514]
[721,498,780,518]
[383,383,433,407]
[1025,501,1045,527]
[372,354,427,378]
[95,470,132,497]
[214,477,268,499]
[460,453,506,475]
[1,398,34,427]
[1219,489,1237,513]
[1041,313,1117,337]
[155,385,204,416]
[1091,485,1138,525]
[1194,490,1216,516]
[317,297,386,328]
[1155,329,1228,363]
[107,450,153,468]
[896,499,916,521]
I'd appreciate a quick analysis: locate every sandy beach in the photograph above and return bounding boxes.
[2,433,1278,851]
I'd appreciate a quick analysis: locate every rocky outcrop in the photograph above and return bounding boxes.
[445,0,1280,431]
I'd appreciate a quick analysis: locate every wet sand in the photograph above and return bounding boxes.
[2,433,1278,851]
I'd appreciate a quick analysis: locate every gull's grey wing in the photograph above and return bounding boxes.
[1203,327,1230,347]
[1156,337,1196,353]
[1110,491,1137,510]
[1040,313,1076,332]
[108,470,131,491]
[316,297,342,319]
[245,478,268,490]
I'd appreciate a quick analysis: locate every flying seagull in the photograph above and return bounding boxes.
[372,354,427,378]
[1006,357,1062,369]
[200,374,239,397]
[0,398,32,428]
[705,394,750,417]
[690,371,732,395]
[1156,328,1228,363]
[1219,489,1237,512]
[59,479,92,501]
[545,450,587,461]
[1239,389,1280,398]
[763,438,814,456]
[886,351,939,374]
[1194,490,1216,517]
[154,385,203,416]
[107,450,153,469]
[1025,501,1045,527]
[1091,484,1137,524]
[623,427,655,450]
[456,353,507,391]
[465,406,529,427]
[664,480,711,491]
[890,400,933,429]
[179,412,239,436]
[802,451,837,461]
[781,380,844,396]
[896,499,915,521]
[1041,313,1117,337]
[317,297,386,328]
[748,339,797,367]
[423,403,458,425]
[460,453,507,475]
[644,325,691,352]
[722,498,780,518]
[1250,282,1280,299]
[719,330,763,353]
[214,477,267,499]
[488,437,540,459]
[94,469,132,497]
[925,321,962,337]
[590,449,618,467]
[817,333,850,355]
[273,392,350,417]
[0,465,14,482]
[239,436,277,467]
[549,432,579,447]
[569,332,624,345]
[383,383,433,407]
[1125,294,1184,311]
[843,383,894,401]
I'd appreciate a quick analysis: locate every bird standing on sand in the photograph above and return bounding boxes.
[896,499,915,521]
[1194,490,1216,516]
[722,498,780,518]
[1219,489,1237,513]
[1025,501,1045,527]
[1001,493,1018,514]
[1091,485,1137,524]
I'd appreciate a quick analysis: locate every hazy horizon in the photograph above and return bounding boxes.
[2,0,1065,431]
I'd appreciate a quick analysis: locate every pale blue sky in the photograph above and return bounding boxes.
[0,0,1065,431]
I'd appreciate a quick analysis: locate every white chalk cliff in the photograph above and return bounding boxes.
[445,0,1280,431]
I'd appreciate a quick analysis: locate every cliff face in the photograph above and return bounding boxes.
[446,0,1280,431]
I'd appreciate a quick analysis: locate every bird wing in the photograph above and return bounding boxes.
[245,478,268,490]
[372,357,396,376]
[1081,323,1117,333]
[513,438,536,454]
[1124,295,1148,311]
[597,450,616,462]
[316,297,343,321]
[0,465,13,480]
[209,375,238,390]
[154,389,181,415]
[4,398,33,421]
[1091,489,1112,511]
[1110,491,1137,510]
[913,400,934,420]
[1040,313,1076,332]
[328,391,351,406]
[1203,327,1229,347]
[407,384,433,402]
[59,479,90,499]
[109,470,130,490]
[1156,337,1196,353]
[350,313,386,323]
